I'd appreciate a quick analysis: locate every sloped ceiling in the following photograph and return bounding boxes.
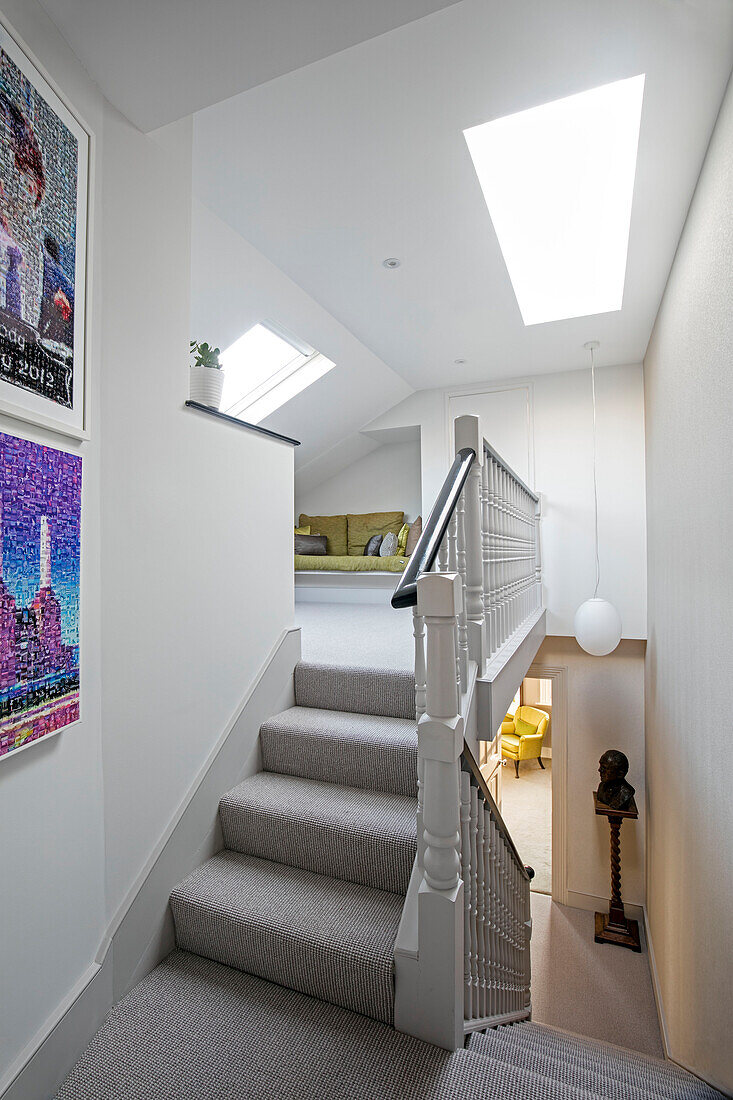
[193,0,733,392]
[35,0,466,131]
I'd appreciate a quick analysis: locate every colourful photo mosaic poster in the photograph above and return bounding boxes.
[0,23,88,437]
[0,430,80,758]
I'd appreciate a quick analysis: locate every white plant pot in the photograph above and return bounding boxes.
[190,365,224,409]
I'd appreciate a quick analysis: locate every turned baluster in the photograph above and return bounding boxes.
[416,571,465,1049]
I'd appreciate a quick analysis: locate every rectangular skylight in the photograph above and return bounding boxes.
[220,321,335,424]
[463,75,645,326]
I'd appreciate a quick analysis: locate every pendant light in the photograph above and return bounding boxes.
[574,341,622,656]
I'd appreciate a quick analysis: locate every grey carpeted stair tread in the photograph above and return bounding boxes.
[260,705,417,796]
[219,771,417,893]
[468,1028,717,1100]
[170,850,404,1023]
[505,1021,715,1089]
[55,950,612,1100]
[444,1050,609,1100]
[493,1023,723,1096]
[295,660,416,720]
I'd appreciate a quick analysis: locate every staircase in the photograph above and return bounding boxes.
[170,660,418,1028]
[56,658,721,1099]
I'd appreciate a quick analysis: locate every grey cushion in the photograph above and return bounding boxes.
[380,532,398,556]
[364,535,383,556]
[295,533,328,555]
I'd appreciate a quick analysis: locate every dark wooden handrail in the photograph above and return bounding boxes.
[462,741,532,882]
[391,447,476,609]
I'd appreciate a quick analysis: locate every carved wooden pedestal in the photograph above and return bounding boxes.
[593,792,641,952]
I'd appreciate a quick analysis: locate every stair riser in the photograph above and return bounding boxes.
[295,663,416,720]
[260,727,417,797]
[219,803,416,894]
[170,896,395,1025]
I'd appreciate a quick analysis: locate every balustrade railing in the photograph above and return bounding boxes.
[391,414,541,1050]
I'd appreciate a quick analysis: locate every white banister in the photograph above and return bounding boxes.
[393,413,541,1050]
[415,571,465,1050]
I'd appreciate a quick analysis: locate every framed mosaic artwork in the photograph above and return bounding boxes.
[0,429,81,760]
[0,19,90,439]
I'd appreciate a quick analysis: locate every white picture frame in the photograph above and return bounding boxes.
[0,18,91,440]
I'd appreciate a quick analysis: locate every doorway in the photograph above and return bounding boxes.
[488,662,567,903]
[499,676,553,894]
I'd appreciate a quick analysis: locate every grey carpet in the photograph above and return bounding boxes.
[295,600,415,670]
[54,951,609,1100]
[500,1021,715,1090]
[468,1027,719,1100]
[170,850,405,1023]
[294,660,416,719]
[260,705,418,796]
[220,771,417,893]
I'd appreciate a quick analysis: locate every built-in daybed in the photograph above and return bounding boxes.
[294,511,421,598]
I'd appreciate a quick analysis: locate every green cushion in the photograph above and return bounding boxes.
[295,554,407,573]
[347,511,404,556]
[514,716,539,738]
[396,522,410,556]
[299,513,348,556]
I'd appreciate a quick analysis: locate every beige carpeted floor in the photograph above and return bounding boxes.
[500,757,552,894]
[530,892,663,1057]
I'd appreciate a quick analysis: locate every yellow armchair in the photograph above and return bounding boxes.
[501,705,549,778]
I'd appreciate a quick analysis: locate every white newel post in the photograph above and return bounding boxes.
[416,571,465,1050]
[455,416,486,667]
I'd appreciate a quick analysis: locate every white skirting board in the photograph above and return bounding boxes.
[1,627,301,1100]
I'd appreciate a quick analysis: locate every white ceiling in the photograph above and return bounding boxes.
[35,0,465,131]
[192,0,733,390]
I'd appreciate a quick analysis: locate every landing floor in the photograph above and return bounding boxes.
[295,599,414,668]
[530,892,663,1058]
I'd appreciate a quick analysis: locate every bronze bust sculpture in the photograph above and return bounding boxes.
[596,749,635,811]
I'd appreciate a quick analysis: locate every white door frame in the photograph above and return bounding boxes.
[526,662,568,905]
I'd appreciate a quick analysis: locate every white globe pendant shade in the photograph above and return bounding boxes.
[574,598,622,656]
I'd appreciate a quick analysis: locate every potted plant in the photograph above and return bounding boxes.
[189,340,225,408]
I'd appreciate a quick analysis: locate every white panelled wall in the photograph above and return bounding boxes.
[365,362,647,639]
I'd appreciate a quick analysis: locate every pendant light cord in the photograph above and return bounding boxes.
[590,344,600,599]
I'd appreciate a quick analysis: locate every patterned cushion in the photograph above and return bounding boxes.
[404,516,422,556]
[347,512,404,556]
[294,533,328,555]
[364,535,383,556]
[299,514,348,556]
[380,532,398,557]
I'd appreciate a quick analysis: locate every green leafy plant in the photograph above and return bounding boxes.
[190,340,222,369]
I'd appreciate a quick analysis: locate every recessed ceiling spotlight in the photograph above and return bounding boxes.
[454,358,467,365]
[382,257,401,269]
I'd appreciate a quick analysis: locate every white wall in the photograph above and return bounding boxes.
[643,75,733,1094]
[297,439,422,524]
[100,120,294,921]
[0,4,105,1086]
[0,3,295,1092]
[189,199,412,490]
[365,363,647,638]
